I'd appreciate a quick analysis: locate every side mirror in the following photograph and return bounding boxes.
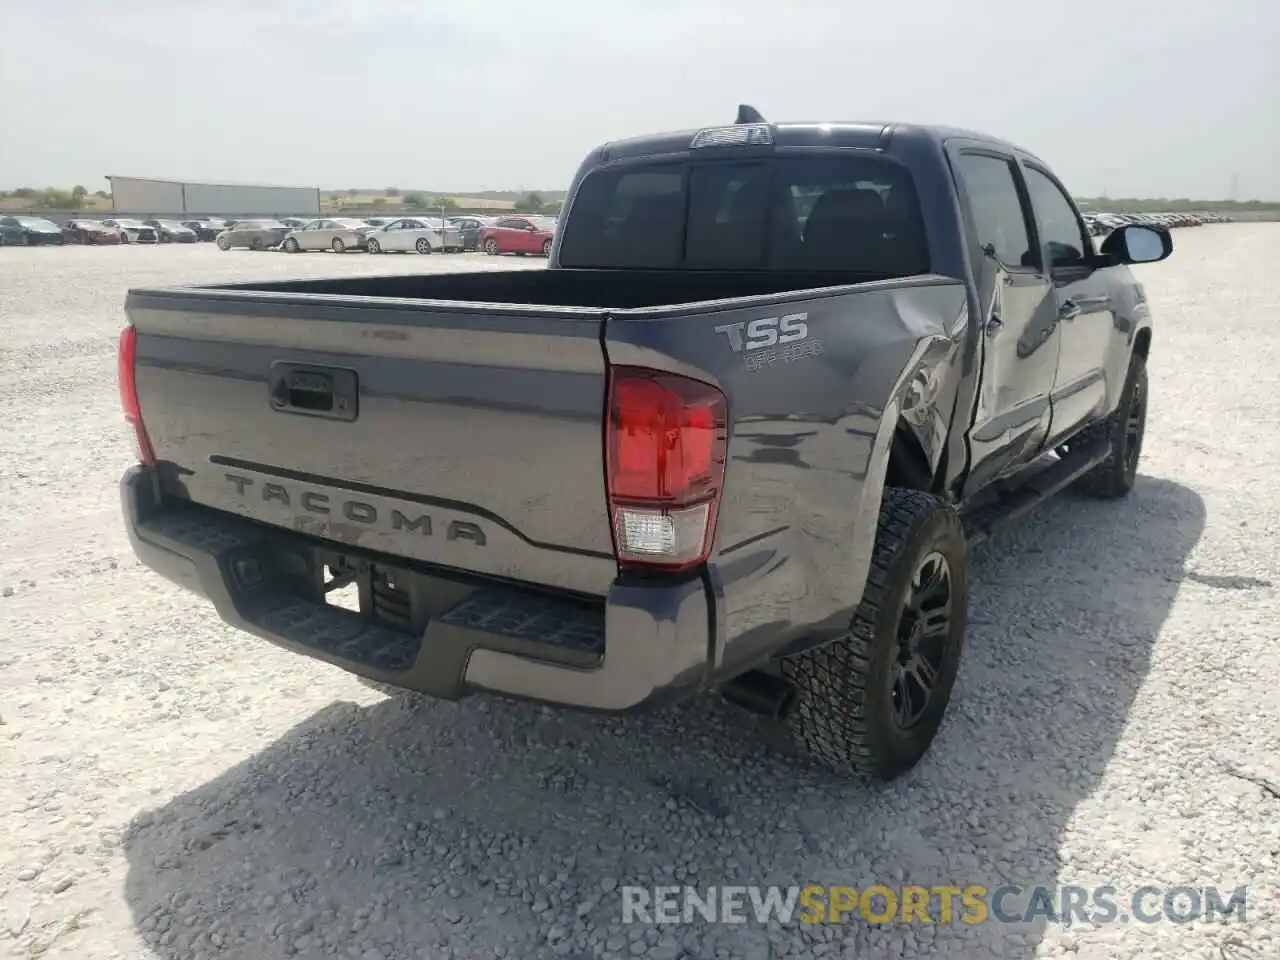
[527,224,538,232]
[1100,224,1172,265]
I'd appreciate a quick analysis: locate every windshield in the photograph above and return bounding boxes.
[158,220,186,229]
[113,219,143,228]
[558,154,929,275]
[245,220,285,229]
[17,218,59,229]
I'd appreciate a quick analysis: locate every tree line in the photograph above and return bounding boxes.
[0,186,109,209]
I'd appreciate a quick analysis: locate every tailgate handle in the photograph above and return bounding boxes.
[268,361,359,422]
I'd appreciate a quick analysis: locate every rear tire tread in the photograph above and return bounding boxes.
[781,488,967,780]
[1072,353,1147,500]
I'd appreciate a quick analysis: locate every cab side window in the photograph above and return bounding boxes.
[1023,166,1089,267]
[955,153,1035,270]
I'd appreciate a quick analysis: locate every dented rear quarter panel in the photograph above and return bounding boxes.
[606,276,970,680]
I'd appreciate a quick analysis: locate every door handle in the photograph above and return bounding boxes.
[1059,298,1082,322]
[268,361,359,421]
[985,316,1003,336]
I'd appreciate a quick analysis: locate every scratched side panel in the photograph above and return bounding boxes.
[605,277,969,674]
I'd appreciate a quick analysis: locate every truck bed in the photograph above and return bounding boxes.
[125,266,967,696]
[191,266,902,311]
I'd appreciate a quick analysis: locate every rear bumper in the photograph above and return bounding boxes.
[121,467,711,711]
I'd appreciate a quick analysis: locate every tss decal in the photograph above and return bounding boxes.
[714,312,824,372]
[714,313,810,352]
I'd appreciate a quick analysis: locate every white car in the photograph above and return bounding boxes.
[365,217,463,255]
[280,218,372,253]
[101,218,159,243]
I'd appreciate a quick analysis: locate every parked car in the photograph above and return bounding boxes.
[0,216,66,245]
[366,217,463,254]
[280,218,373,253]
[115,107,1171,782]
[142,219,198,243]
[445,216,491,252]
[102,219,159,244]
[215,219,291,251]
[476,215,555,256]
[182,219,228,242]
[63,219,123,245]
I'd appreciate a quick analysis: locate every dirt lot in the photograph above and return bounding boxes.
[2,234,1278,960]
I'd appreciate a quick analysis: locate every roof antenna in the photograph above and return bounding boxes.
[735,104,766,124]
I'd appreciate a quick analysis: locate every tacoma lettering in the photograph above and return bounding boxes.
[220,474,484,545]
[391,510,431,535]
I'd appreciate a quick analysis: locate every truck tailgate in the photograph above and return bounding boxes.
[126,290,616,596]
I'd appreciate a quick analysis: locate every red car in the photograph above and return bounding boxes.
[477,216,555,257]
[63,219,123,245]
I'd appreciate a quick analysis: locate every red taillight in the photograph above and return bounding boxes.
[117,325,156,466]
[605,366,728,571]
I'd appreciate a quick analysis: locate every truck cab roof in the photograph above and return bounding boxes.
[588,120,1044,168]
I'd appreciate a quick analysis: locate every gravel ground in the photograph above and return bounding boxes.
[1,232,1278,960]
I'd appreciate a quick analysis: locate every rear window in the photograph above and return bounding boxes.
[558,154,929,275]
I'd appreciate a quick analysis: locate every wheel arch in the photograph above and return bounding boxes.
[1133,326,1152,361]
[885,422,938,493]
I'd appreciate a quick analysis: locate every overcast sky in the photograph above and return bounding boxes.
[2,0,1277,199]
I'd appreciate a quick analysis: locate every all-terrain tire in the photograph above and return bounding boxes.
[781,488,968,780]
[1072,352,1148,500]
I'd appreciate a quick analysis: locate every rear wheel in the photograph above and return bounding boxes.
[1071,353,1148,499]
[415,237,433,254]
[250,237,265,251]
[332,237,346,253]
[781,488,968,780]
[541,239,552,257]
[283,237,299,253]
[484,238,499,256]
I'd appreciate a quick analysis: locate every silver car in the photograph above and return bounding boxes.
[280,218,372,253]
[215,219,291,251]
[365,217,463,254]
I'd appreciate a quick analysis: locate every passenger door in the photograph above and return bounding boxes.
[506,218,534,252]
[1020,163,1117,447]
[295,220,320,250]
[382,219,407,252]
[951,150,1063,494]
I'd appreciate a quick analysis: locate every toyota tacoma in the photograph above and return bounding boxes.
[117,106,1172,779]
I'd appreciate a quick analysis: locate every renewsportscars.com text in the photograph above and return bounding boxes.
[621,884,1249,927]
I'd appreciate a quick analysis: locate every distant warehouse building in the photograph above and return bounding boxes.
[106,176,321,216]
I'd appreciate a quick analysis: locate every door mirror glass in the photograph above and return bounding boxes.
[1121,225,1165,262]
[1102,224,1172,264]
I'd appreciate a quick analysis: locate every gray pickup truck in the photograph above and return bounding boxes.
[118,107,1172,780]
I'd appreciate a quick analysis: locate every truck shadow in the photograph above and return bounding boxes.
[122,475,1204,960]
